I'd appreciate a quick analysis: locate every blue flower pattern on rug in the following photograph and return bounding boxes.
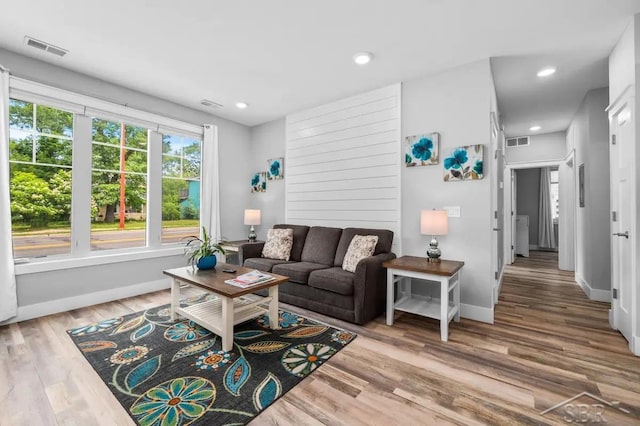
[67,300,355,426]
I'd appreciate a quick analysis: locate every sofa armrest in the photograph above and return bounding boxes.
[353,252,396,324]
[237,242,265,265]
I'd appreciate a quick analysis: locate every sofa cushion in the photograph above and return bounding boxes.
[308,267,355,296]
[272,262,330,284]
[342,235,379,273]
[261,228,293,260]
[300,226,343,265]
[334,228,394,266]
[274,224,310,262]
[244,257,294,272]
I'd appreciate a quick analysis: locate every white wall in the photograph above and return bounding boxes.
[569,87,610,294]
[248,118,286,240]
[402,59,494,320]
[284,85,402,251]
[506,131,566,164]
[0,47,252,318]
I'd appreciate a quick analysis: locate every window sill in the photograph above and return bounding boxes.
[14,246,185,276]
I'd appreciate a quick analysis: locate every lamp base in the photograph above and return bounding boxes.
[248,225,257,242]
[426,237,441,262]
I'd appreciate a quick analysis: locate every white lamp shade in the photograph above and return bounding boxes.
[244,209,261,225]
[421,210,448,235]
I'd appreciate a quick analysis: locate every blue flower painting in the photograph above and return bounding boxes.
[405,133,439,167]
[443,144,484,181]
[251,172,267,193]
[267,157,284,180]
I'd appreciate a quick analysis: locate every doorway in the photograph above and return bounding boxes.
[504,160,574,271]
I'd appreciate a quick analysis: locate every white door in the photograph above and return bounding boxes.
[610,101,634,343]
[511,170,517,262]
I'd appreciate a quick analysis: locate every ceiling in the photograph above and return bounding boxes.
[0,1,638,127]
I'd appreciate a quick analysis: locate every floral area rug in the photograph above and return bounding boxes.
[67,294,356,426]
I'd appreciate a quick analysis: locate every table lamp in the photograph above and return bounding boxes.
[421,209,448,262]
[244,209,261,242]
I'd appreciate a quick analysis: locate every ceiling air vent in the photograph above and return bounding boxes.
[200,99,223,108]
[24,36,69,57]
[506,136,529,148]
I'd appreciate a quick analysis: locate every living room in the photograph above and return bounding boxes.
[2,1,640,425]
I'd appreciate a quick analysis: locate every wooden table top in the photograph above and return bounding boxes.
[163,263,288,298]
[383,256,464,276]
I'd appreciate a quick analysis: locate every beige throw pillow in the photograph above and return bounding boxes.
[262,228,294,261]
[342,235,379,273]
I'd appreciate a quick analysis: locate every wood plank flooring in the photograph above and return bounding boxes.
[1,251,639,425]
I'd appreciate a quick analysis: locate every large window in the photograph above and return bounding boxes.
[161,134,201,244]
[7,90,205,261]
[9,99,74,258]
[91,119,148,251]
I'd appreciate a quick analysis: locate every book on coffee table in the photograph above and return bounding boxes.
[225,270,275,288]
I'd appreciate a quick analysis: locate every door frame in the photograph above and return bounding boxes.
[606,85,638,355]
[503,160,568,268]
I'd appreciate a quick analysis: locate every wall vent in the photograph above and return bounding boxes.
[25,36,68,57]
[200,99,223,108]
[506,136,529,147]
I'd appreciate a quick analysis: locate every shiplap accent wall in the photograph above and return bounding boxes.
[285,84,402,253]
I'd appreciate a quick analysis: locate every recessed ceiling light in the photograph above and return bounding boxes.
[353,52,374,65]
[537,67,556,78]
[530,125,541,132]
[235,102,248,109]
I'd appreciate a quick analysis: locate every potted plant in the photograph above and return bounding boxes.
[183,226,227,270]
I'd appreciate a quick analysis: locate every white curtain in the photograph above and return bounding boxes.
[0,66,18,322]
[538,167,556,249]
[200,124,221,241]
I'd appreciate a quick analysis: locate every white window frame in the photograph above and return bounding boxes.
[9,78,210,275]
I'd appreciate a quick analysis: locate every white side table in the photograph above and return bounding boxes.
[383,256,464,342]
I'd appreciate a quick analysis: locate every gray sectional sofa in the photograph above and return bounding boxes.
[237,224,395,324]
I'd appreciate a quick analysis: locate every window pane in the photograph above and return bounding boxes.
[161,133,201,245]
[9,134,33,162]
[92,118,121,145]
[162,154,181,177]
[183,138,201,178]
[162,178,199,244]
[91,172,147,251]
[92,143,121,171]
[125,125,148,150]
[36,104,73,137]
[36,136,73,166]
[9,99,33,130]
[10,163,72,258]
[163,134,182,156]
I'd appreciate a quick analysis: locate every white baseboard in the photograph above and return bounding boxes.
[494,264,505,304]
[632,335,640,356]
[529,244,539,250]
[460,303,494,324]
[575,275,611,302]
[4,278,171,325]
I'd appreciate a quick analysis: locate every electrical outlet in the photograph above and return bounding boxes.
[443,206,461,217]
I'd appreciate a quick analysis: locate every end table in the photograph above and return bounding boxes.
[383,256,464,342]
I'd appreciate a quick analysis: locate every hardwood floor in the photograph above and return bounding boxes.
[1,251,639,425]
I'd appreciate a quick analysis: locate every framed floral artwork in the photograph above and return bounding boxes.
[443,144,484,181]
[251,172,266,193]
[405,133,439,167]
[267,157,284,180]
